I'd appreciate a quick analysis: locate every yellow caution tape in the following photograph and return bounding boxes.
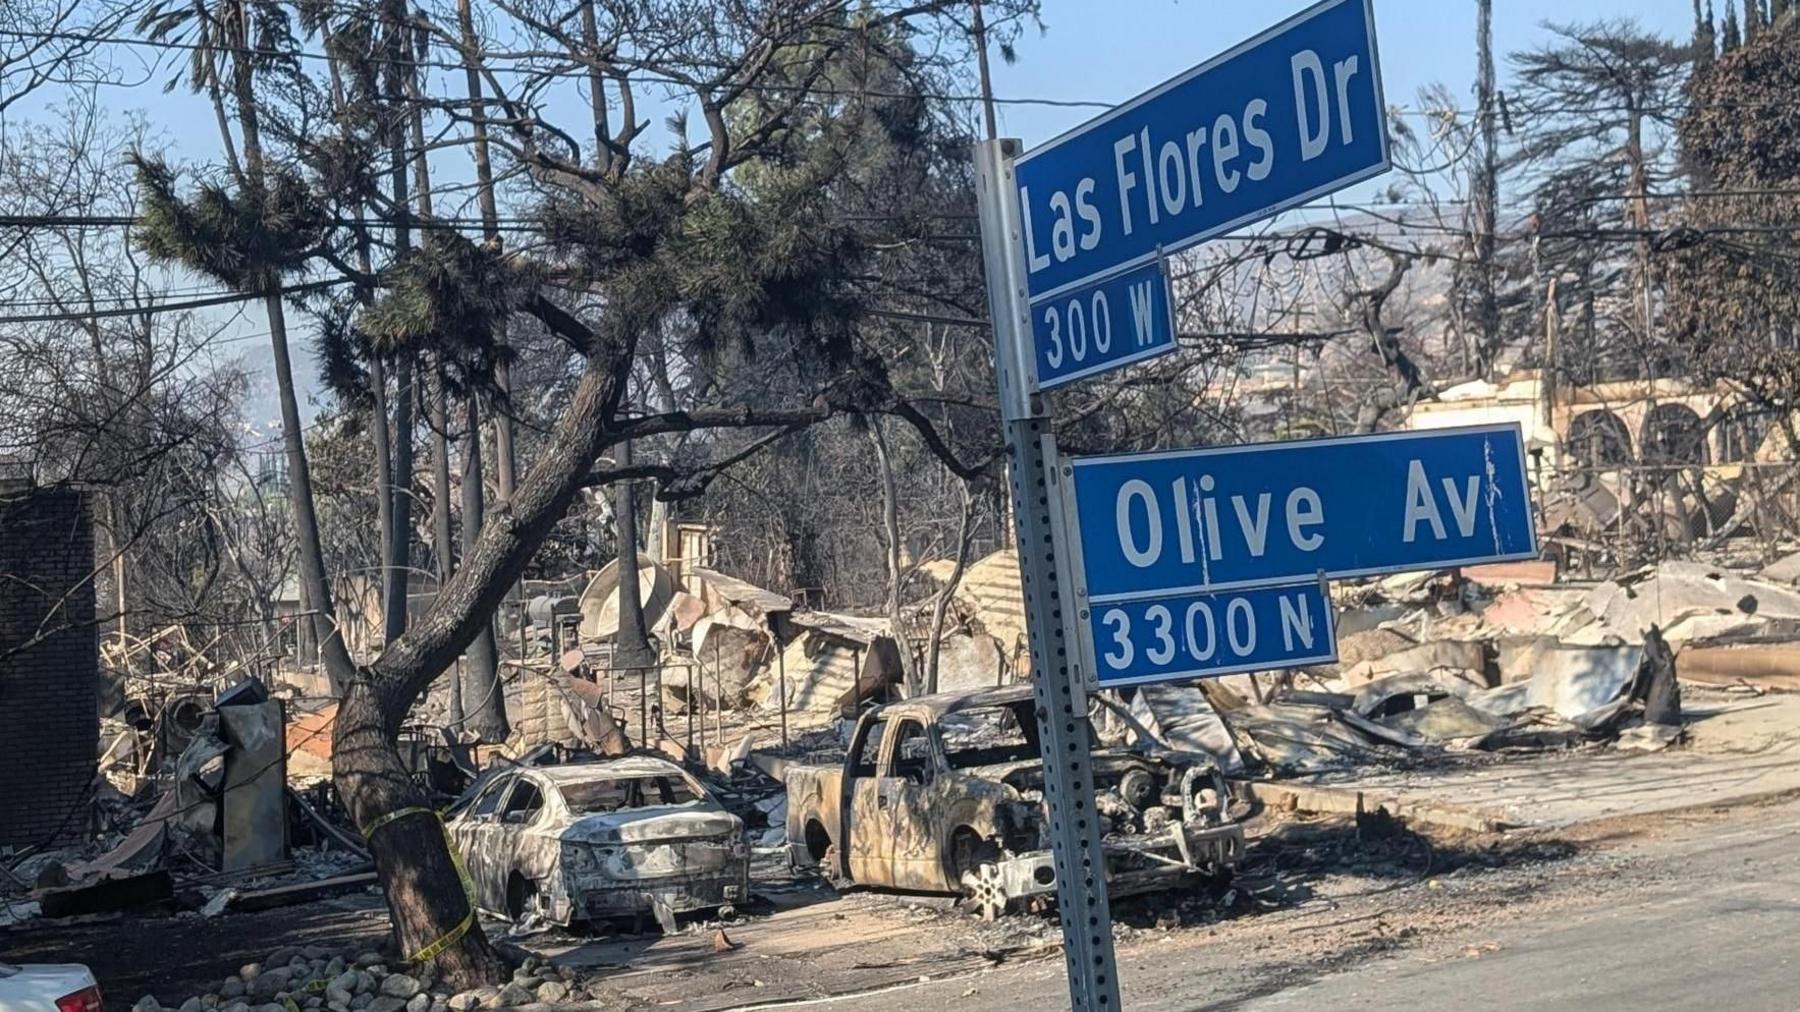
[358,805,437,841]
[358,806,480,965]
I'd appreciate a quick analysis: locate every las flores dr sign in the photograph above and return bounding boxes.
[1015,0,1389,304]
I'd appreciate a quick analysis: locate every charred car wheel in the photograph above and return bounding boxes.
[505,871,538,923]
[951,829,1007,920]
[960,862,1009,921]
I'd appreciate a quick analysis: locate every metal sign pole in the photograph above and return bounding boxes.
[973,137,1122,1011]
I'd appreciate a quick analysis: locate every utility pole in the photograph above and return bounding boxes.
[1474,0,1500,375]
[973,138,1121,1011]
[970,1,999,141]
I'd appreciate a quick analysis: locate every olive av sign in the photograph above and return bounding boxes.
[1062,424,1539,603]
[1014,0,1389,311]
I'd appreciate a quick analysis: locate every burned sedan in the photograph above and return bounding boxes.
[785,686,1242,919]
[448,756,749,931]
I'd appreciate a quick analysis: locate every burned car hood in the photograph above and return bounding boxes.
[559,803,740,844]
[960,750,1184,787]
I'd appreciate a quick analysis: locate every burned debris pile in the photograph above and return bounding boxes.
[8,674,374,932]
[15,482,1800,1011]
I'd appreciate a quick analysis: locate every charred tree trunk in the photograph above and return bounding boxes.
[612,432,654,670]
[1352,251,1431,433]
[457,0,522,651]
[324,48,398,651]
[333,678,507,985]
[429,367,460,723]
[460,393,508,741]
[224,0,352,690]
[380,9,417,645]
[870,422,920,696]
[371,352,396,644]
[924,482,978,696]
[387,354,417,641]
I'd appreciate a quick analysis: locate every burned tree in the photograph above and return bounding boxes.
[128,0,1034,987]
[1669,16,1800,506]
[1508,20,1691,380]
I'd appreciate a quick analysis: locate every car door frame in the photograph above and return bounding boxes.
[451,771,517,913]
[841,710,898,884]
[881,715,948,891]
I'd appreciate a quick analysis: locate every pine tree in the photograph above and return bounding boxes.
[1697,0,1718,67]
[1747,0,1764,39]
[1724,0,1743,50]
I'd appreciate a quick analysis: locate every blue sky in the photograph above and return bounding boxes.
[12,0,1700,426]
[988,0,1695,147]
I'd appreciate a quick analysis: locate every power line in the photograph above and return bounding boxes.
[0,280,347,325]
[11,25,1800,121]
[0,282,256,309]
[0,26,1116,110]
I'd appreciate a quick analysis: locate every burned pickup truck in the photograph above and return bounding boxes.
[785,686,1243,918]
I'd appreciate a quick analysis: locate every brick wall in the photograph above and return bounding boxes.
[0,485,97,848]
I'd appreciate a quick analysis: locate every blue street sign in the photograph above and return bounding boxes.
[1062,424,1538,603]
[1085,581,1336,688]
[1014,0,1388,305]
[1032,258,1177,391]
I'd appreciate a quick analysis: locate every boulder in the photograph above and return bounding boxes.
[378,976,420,1000]
[535,982,568,1004]
[249,970,291,1002]
[496,984,535,1007]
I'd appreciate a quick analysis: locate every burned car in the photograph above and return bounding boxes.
[447,756,749,931]
[784,685,1242,918]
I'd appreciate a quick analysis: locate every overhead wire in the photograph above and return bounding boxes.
[0,279,348,325]
[8,25,1800,120]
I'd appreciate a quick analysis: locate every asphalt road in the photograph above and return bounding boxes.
[810,801,1800,1011]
